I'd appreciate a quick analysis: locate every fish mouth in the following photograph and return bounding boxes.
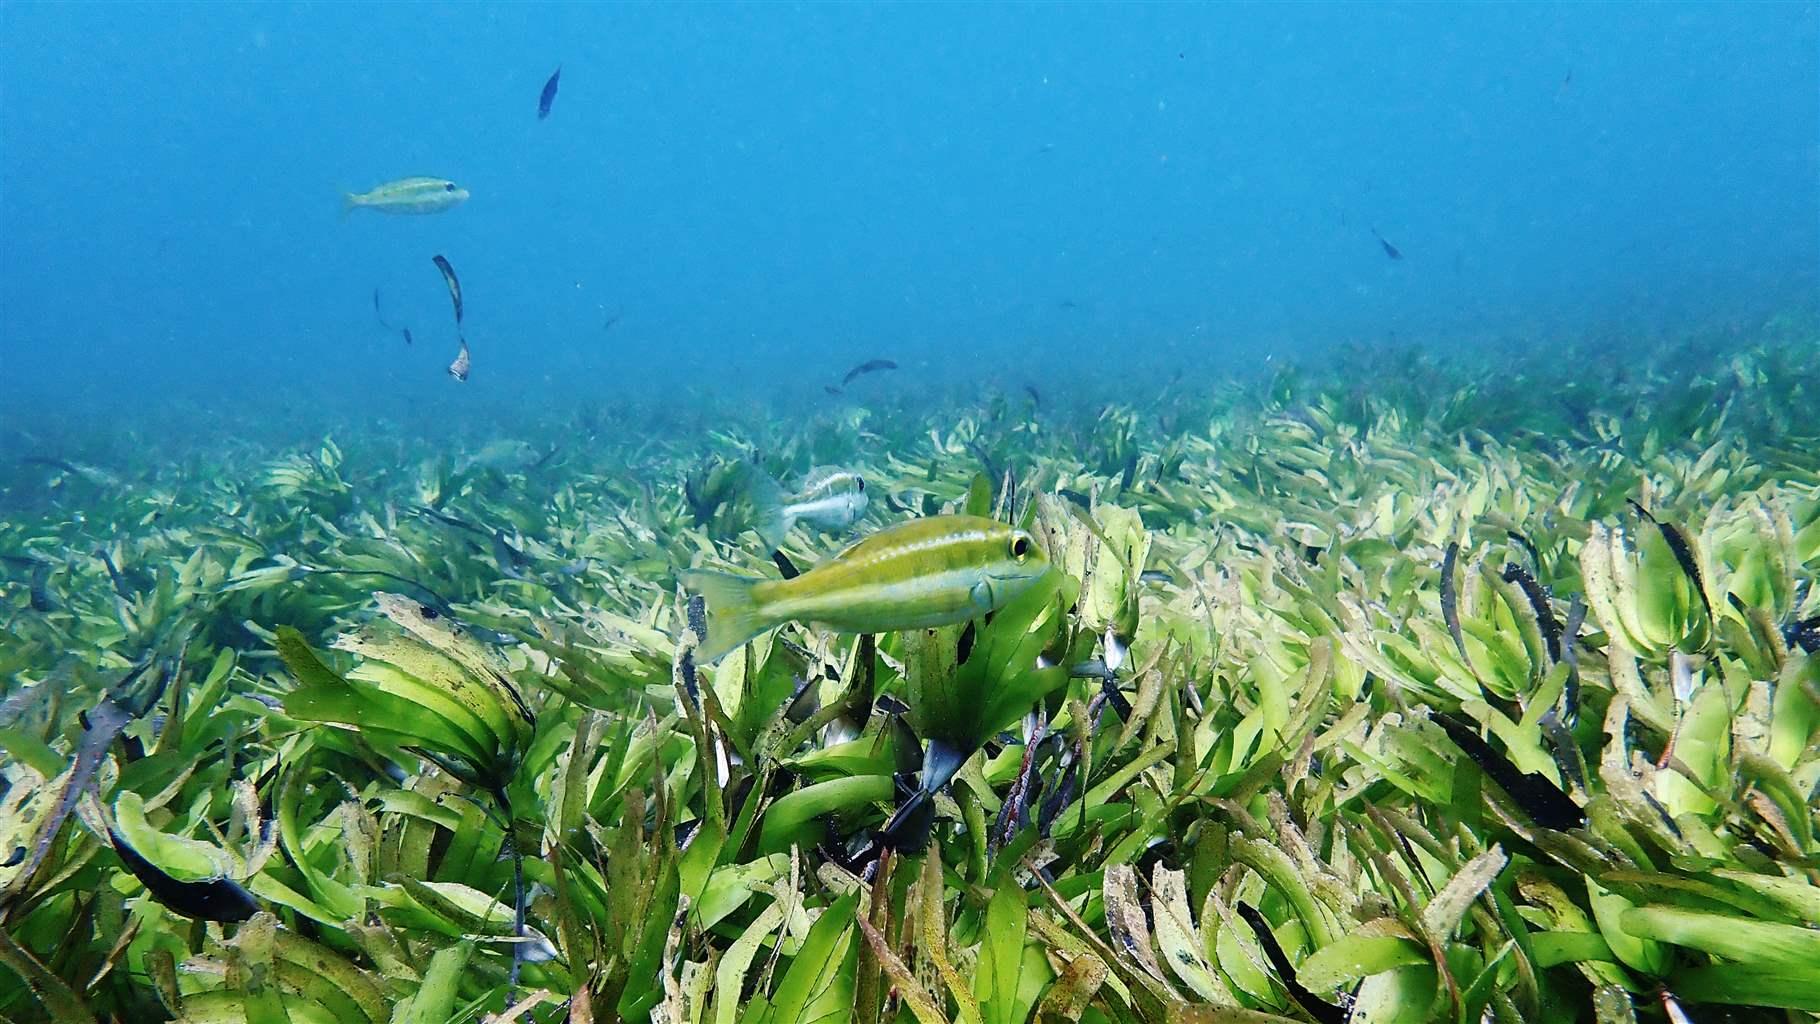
[985,565,1052,585]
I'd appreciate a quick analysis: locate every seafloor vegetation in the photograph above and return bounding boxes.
[2,315,1818,1024]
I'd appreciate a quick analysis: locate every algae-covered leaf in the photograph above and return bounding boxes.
[112,789,236,884]
[976,869,1030,1024]
[393,940,473,1024]
[763,892,858,1024]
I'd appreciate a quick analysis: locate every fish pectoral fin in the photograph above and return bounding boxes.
[970,578,995,613]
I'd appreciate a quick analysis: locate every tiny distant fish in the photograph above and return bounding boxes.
[840,358,897,386]
[538,66,561,120]
[95,549,133,599]
[1024,384,1041,407]
[824,385,843,396]
[29,560,56,612]
[602,311,622,331]
[1370,227,1403,260]
[372,288,413,345]
[448,338,471,382]
[21,455,121,486]
[343,177,468,216]
[431,255,464,324]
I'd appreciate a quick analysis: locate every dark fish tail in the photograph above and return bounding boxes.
[538,65,561,120]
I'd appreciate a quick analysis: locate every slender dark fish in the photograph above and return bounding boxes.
[95,549,133,599]
[432,254,464,324]
[1539,710,1587,793]
[824,385,843,396]
[1442,541,1470,668]
[1237,903,1347,1024]
[1506,529,1543,576]
[1434,713,1583,830]
[1370,226,1403,260]
[1500,562,1562,662]
[1561,593,1586,720]
[373,288,413,345]
[29,560,55,612]
[1024,384,1041,407]
[411,505,491,536]
[840,358,897,386]
[537,66,562,120]
[109,829,259,922]
[1627,500,1714,629]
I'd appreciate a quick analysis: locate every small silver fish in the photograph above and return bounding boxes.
[343,177,469,216]
[750,466,868,550]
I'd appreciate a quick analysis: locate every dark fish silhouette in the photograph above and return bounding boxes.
[95,549,133,599]
[1628,500,1714,630]
[840,358,897,386]
[1370,226,1403,260]
[1442,542,1470,669]
[431,255,464,324]
[27,559,55,612]
[1237,903,1347,1024]
[1024,384,1041,407]
[538,66,561,120]
[770,550,801,580]
[1501,562,1563,662]
[109,829,259,923]
[1434,713,1583,830]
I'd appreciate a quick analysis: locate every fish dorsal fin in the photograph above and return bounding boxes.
[794,466,862,499]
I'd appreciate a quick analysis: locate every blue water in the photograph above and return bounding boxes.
[2,2,1815,439]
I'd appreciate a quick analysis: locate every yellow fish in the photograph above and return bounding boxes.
[343,176,469,216]
[682,514,1050,663]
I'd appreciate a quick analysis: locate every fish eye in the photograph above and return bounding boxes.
[1011,535,1031,559]
[419,604,439,619]
[855,478,865,492]
[443,183,456,192]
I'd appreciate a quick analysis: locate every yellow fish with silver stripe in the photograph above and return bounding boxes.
[682,514,1051,663]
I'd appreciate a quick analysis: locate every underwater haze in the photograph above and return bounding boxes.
[7,6,1820,1024]
[2,2,1816,437]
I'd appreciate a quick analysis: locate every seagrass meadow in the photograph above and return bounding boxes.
[2,319,1819,1024]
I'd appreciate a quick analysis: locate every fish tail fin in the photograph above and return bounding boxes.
[341,193,360,218]
[680,570,774,663]
[744,467,793,551]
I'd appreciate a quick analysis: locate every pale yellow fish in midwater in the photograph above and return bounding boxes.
[343,176,469,216]
[681,514,1051,663]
